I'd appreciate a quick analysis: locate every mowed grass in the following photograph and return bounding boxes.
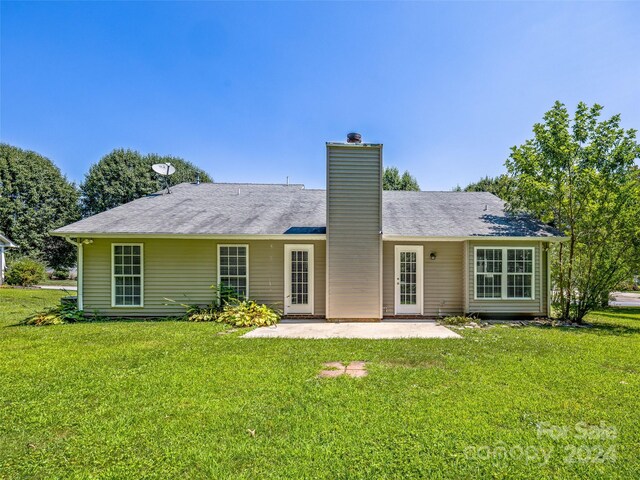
[37,278,78,287]
[1,289,639,479]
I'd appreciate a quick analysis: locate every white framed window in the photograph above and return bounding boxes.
[217,244,249,297]
[475,248,503,299]
[111,243,144,307]
[474,247,535,300]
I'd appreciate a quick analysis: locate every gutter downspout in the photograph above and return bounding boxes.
[64,237,91,310]
[463,241,469,315]
[0,246,4,286]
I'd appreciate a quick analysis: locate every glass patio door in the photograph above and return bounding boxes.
[284,245,314,315]
[394,245,424,315]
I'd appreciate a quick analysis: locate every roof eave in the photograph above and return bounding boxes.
[51,231,567,242]
[50,232,328,240]
[381,235,568,242]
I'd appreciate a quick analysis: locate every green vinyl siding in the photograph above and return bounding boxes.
[81,236,548,318]
[383,241,464,317]
[242,240,325,315]
[83,238,325,317]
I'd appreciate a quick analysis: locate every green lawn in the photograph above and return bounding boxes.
[1,288,638,479]
[36,278,78,287]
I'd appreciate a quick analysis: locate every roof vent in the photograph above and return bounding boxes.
[346,132,362,144]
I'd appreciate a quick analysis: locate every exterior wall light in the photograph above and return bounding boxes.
[430,252,437,261]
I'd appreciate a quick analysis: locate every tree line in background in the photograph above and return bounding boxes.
[80,149,212,217]
[0,146,211,269]
[382,167,420,191]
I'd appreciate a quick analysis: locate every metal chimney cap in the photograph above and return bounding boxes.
[346,132,362,144]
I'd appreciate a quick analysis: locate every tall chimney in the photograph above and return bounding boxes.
[325,133,383,321]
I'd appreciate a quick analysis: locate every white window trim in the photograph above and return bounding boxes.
[111,243,144,308]
[284,244,314,315]
[473,246,535,301]
[217,244,250,298]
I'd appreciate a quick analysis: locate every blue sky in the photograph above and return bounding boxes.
[1,1,639,190]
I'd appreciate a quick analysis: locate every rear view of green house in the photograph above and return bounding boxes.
[53,134,563,320]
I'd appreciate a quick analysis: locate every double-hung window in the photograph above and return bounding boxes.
[218,245,249,297]
[475,248,503,299]
[112,244,143,307]
[475,247,534,300]
[506,248,534,299]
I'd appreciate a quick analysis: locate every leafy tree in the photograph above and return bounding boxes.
[0,144,80,268]
[80,149,212,217]
[463,174,514,201]
[383,166,420,191]
[506,101,640,322]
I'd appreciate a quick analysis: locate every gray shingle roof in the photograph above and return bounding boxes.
[382,191,561,237]
[53,182,562,238]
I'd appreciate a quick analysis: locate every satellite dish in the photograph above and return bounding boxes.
[151,163,176,193]
[152,163,176,176]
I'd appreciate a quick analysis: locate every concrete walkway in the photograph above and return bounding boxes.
[37,285,78,291]
[242,320,461,339]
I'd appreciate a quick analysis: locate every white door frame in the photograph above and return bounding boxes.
[394,245,424,315]
[284,244,314,315]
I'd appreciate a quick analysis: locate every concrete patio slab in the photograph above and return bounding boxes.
[242,320,461,339]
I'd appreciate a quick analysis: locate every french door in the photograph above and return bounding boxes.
[394,245,424,315]
[284,245,314,315]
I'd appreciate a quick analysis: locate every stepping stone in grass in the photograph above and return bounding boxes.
[318,361,368,378]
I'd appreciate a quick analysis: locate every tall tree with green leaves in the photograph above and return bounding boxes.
[383,166,420,191]
[80,149,212,216]
[0,144,80,268]
[506,101,640,321]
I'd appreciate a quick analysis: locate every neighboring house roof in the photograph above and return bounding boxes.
[0,233,17,248]
[52,182,563,239]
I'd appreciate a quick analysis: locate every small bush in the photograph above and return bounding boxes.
[179,284,246,322]
[616,279,639,292]
[51,269,70,280]
[171,285,263,323]
[215,300,280,327]
[184,305,217,322]
[24,302,86,326]
[440,315,476,326]
[211,283,244,306]
[5,258,46,286]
